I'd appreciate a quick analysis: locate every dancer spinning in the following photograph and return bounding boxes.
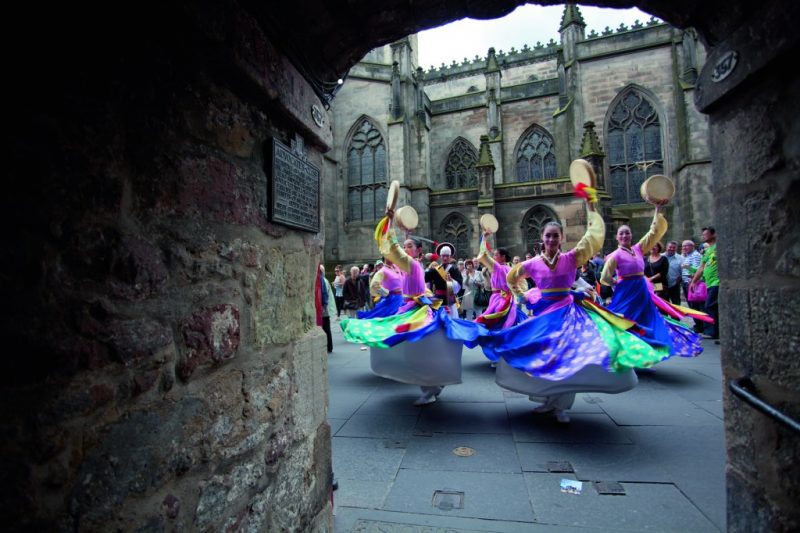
[476,190,668,422]
[341,206,471,405]
[600,203,705,358]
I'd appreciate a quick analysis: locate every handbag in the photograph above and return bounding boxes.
[688,281,707,303]
[473,286,490,307]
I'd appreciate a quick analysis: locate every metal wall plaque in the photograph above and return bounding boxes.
[267,137,320,233]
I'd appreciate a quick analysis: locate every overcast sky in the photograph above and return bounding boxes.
[418,4,658,70]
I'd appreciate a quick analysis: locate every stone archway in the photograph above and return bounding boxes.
[4,1,799,531]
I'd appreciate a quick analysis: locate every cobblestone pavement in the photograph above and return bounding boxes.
[328,318,725,532]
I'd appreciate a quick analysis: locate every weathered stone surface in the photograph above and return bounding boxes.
[178,304,241,380]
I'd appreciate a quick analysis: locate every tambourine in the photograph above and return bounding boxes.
[386,180,400,211]
[479,214,499,234]
[569,159,596,189]
[640,174,675,204]
[394,205,418,231]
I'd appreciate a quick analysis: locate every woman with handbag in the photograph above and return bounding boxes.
[645,242,669,299]
[460,259,484,319]
[600,204,706,359]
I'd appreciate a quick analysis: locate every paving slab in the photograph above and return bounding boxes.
[596,387,722,426]
[509,411,633,444]
[328,391,373,419]
[523,472,719,532]
[333,479,393,509]
[383,469,535,522]
[417,401,512,435]
[334,507,617,533]
[516,441,670,482]
[333,436,406,482]
[328,417,347,435]
[337,413,420,440]
[401,433,521,473]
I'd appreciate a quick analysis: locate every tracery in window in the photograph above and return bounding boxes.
[606,88,664,205]
[347,118,387,221]
[444,138,477,189]
[516,125,557,182]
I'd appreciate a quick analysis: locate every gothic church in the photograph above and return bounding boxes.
[324,4,711,266]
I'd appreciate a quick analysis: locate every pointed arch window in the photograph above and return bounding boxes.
[444,138,478,189]
[347,118,387,222]
[522,205,559,255]
[439,213,470,258]
[516,125,557,182]
[606,88,664,205]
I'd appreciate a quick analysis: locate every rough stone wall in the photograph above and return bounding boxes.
[501,58,558,85]
[424,73,487,100]
[711,51,800,533]
[2,1,332,530]
[501,97,561,181]
[429,109,488,189]
[327,78,392,264]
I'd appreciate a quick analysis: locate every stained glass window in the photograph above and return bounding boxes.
[516,125,557,182]
[444,138,478,189]
[606,88,663,205]
[346,119,387,221]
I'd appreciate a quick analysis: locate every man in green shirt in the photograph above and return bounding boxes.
[690,226,719,340]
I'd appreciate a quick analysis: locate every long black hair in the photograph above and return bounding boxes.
[496,247,512,263]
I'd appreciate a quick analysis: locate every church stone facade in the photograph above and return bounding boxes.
[325,4,711,267]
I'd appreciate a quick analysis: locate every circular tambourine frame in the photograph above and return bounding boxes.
[386,180,400,211]
[479,213,499,234]
[640,174,675,204]
[569,159,596,189]
[394,205,419,231]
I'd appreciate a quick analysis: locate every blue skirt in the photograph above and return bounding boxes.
[358,293,404,319]
[607,277,702,358]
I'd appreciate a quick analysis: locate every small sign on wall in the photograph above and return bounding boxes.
[266,137,320,233]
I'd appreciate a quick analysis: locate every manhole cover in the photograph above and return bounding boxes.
[594,481,626,495]
[432,490,464,510]
[453,446,475,457]
[546,460,575,473]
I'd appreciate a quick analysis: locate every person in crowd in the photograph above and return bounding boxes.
[690,226,720,341]
[680,240,704,332]
[591,252,605,273]
[644,241,669,299]
[664,241,683,306]
[315,265,337,353]
[460,259,485,319]
[342,266,365,318]
[425,245,463,318]
[359,263,374,311]
[512,255,521,265]
[601,205,704,359]
[333,265,346,318]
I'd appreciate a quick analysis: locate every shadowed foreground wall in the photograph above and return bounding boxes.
[2,1,332,530]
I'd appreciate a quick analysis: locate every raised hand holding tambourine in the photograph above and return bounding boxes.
[640,175,675,206]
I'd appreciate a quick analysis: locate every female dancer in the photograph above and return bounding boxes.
[358,259,404,319]
[600,206,704,358]
[476,195,668,421]
[341,208,473,405]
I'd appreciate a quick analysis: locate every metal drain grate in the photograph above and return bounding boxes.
[432,490,464,510]
[594,481,626,495]
[546,460,575,473]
